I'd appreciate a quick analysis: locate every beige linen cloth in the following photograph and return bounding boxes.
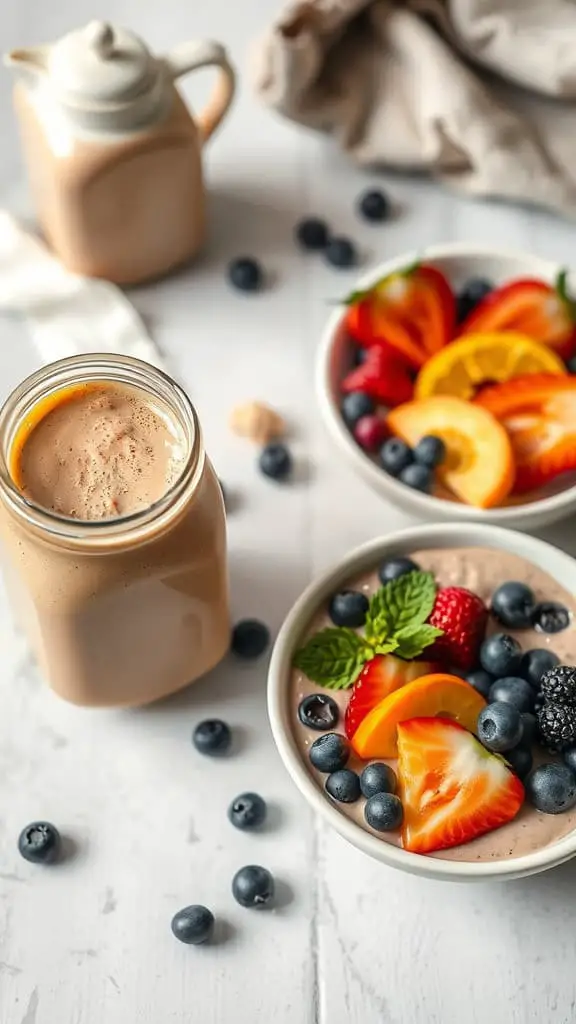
[252,0,576,215]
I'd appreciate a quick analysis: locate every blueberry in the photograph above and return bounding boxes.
[364,792,403,832]
[413,435,446,468]
[193,719,232,756]
[231,619,270,659]
[232,865,275,908]
[357,189,390,223]
[378,556,419,584]
[328,590,369,628]
[295,217,329,251]
[352,346,368,366]
[532,601,571,634]
[228,257,263,292]
[525,763,576,814]
[341,390,374,427]
[228,792,267,830]
[506,744,533,780]
[399,463,433,493]
[325,769,361,803]
[171,905,214,945]
[17,822,60,865]
[380,438,413,476]
[309,733,350,773]
[325,237,357,269]
[258,442,292,481]
[465,669,494,699]
[298,693,340,731]
[456,277,493,322]
[491,582,535,630]
[563,746,576,774]
[480,633,522,677]
[489,676,534,713]
[566,355,576,374]
[520,712,537,746]
[477,702,523,752]
[519,648,560,689]
[359,762,397,798]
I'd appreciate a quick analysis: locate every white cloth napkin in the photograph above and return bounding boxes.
[0,211,165,368]
[251,0,576,216]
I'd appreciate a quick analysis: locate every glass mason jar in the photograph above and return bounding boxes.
[0,354,229,707]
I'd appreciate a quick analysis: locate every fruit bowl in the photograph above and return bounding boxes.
[316,243,576,530]
[267,522,576,881]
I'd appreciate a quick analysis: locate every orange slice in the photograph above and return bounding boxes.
[351,673,486,759]
[386,395,515,508]
[415,331,565,402]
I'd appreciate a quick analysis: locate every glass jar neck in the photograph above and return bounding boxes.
[0,353,203,550]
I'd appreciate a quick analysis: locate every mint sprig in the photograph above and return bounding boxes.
[293,570,443,689]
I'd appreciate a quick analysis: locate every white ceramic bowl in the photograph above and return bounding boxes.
[268,522,576,882]
[316,243,576,530]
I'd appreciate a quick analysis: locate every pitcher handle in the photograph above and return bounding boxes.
[165,40,235,143]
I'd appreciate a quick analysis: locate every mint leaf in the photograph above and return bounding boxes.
[293,628,371,690]
[373,638,399,656]
[395,624,444,660]
[365,570,436,643]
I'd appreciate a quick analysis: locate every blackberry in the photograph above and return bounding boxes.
[536,702,576,752]
[538,665,576,706]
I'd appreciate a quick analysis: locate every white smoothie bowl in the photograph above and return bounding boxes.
[316,243,576,531]
[268,522,576,882]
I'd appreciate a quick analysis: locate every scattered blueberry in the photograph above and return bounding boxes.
[480,633,522,677]
[364,792,403,832]
[413,435,446,469]
[228,792,267,830]
[17,822,60,865]
[232,865,275,908]
[399,463,433,493]
[456,277,492,322]
[380,437,413,476]
[532,601,571,634]
[258,442,292,481]
[171,905,215,945]
[566,354,576,374]
[193,719,231,757]
[536,703,576,752]
[359,762,397,798]
[520,712,537,746]
[353,414,387,452]
[298,693,340,731]
[231,619,270,659]
[539,665,576,705]
[341,390,374,427]
[295,217,329,251]
[378,556,419,584]
[519,648,560,689]
[228,257,263,292]
[477,702,523,753]
[325,237,357,269]
[309,733,350,773]
[525,763,576,814]
[488,676,534,713]
[465,669,494,699]
[357,189,390,223]
[325,769,361,803]
[491,581,535,630]
[506,744,533,780]
[563,746,576,774]
[328,590,369,628]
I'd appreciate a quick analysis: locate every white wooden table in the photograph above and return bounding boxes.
[2,2,576,1022]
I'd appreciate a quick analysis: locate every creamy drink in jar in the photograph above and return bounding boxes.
[0,354,229,706]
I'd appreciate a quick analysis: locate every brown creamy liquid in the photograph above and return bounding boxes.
[0,380,229,707]
[290,548,576,863]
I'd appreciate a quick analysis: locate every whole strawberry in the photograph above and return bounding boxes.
[428,587,488,671]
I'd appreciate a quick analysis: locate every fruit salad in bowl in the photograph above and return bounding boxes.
[316,244,576,529]
[267,523,576,880]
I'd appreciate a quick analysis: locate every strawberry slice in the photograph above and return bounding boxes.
[460,271,576,360]
[345,263,456,369]
[475,374,576,493]
[344,654,435,740]
[397,718,524,854]
[341,345,414,407]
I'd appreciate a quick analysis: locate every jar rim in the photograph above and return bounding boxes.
[0,353,203,549]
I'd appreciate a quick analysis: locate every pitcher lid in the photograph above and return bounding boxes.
[48,21,158,106]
